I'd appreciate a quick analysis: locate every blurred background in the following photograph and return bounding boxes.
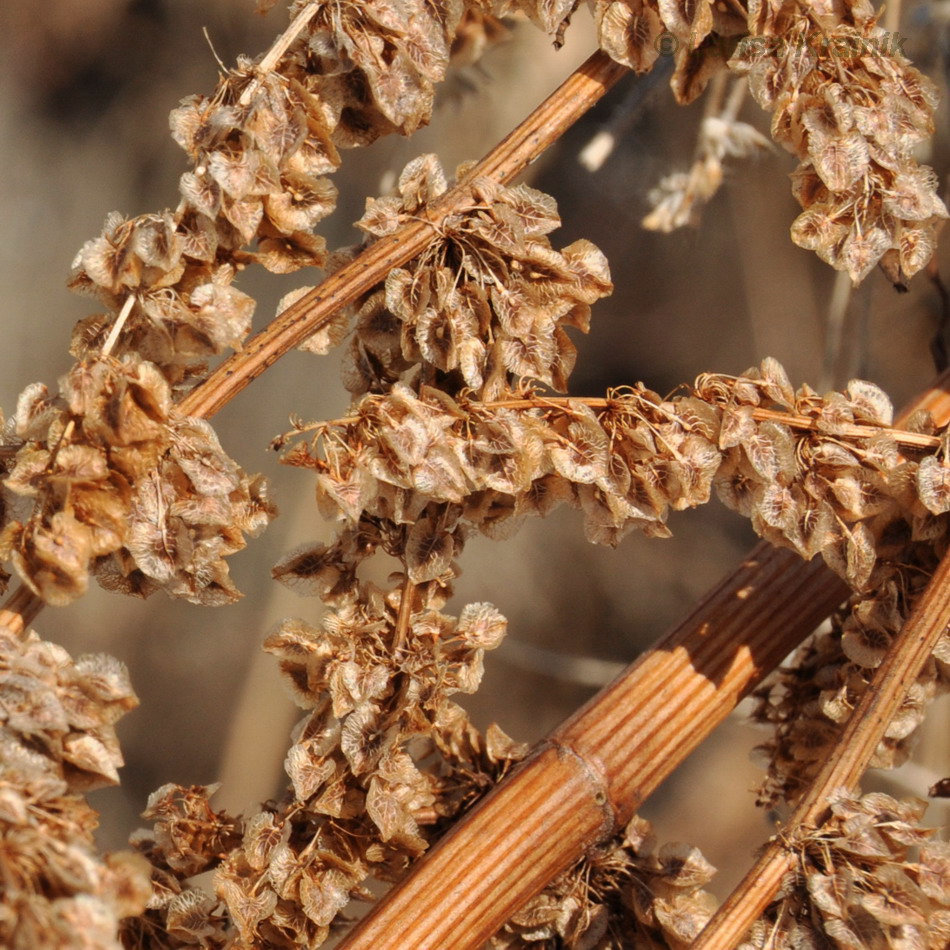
[0,0,947,903]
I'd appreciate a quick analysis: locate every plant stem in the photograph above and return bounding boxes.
[0,584,43,635]
[178,50,628,420]
[691,544,950,949]
[480,396,941,451]
[238,1,321,107]
[333,369,950,950]
[337,550,847,950]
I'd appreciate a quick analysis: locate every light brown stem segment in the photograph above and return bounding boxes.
[334,370,950,950]
[178,50,628,420]
[0,583,44,635]
[239,1,320,106]
[339,550,846,950]
[692,543,950,950]
[480,396,941,451]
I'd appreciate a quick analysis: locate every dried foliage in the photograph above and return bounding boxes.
[492,816,718,949]
[0,0,948,947]
[0,626,150,948]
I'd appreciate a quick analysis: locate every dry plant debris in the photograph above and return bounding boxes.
[0,0,947,948]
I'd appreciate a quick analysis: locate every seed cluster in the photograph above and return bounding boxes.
[0,628,150,948]
[493,815,719,949]
[741,791,950,949]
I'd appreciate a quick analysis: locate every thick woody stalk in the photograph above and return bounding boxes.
[339,549,845,950]
[335,371,950,950]
[692,543,950,949]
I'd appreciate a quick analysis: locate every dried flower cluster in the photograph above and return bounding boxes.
[336,153,612,398]
[122,691,526,945]
[697,360,948,590]
[492,814,718,949]
[297,355,946,578]
[741,790,950,949]
[0,626,150,948]
[729,2,947,283]
[0,357,274,606]
[582,0,949,281]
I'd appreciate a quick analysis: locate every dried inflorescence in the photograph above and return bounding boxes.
[696,359,948,592]
[291,356,946,577]
[124,705,527,946]
[729,3,947,283]
[120,783,240,948]
[333,153,612,399]
[0,626,150,949]
[741,790,950,949]
[581,0,949,282]
[492,814,718,949]
[0,356,275,606]
[1,0,948,947]
[70,50,342,382]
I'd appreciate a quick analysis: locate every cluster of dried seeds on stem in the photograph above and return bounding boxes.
[0,1,500,609]
[730,0,947,283]
[340,154,612,398]
[740,791,950,949]
[0,628,150,949]
[1,360,274,606]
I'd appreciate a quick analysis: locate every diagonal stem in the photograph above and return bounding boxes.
[177,50,628,419]
[691,542,950,949]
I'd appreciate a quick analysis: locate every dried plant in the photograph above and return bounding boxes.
[0,1,948,948]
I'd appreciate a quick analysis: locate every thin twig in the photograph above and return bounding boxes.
[392,574,415,655]
[692,544,950,949]
[480,396,941,451]
[238,1,321,107]
[0,584,44,636]
[100,294,136,358]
